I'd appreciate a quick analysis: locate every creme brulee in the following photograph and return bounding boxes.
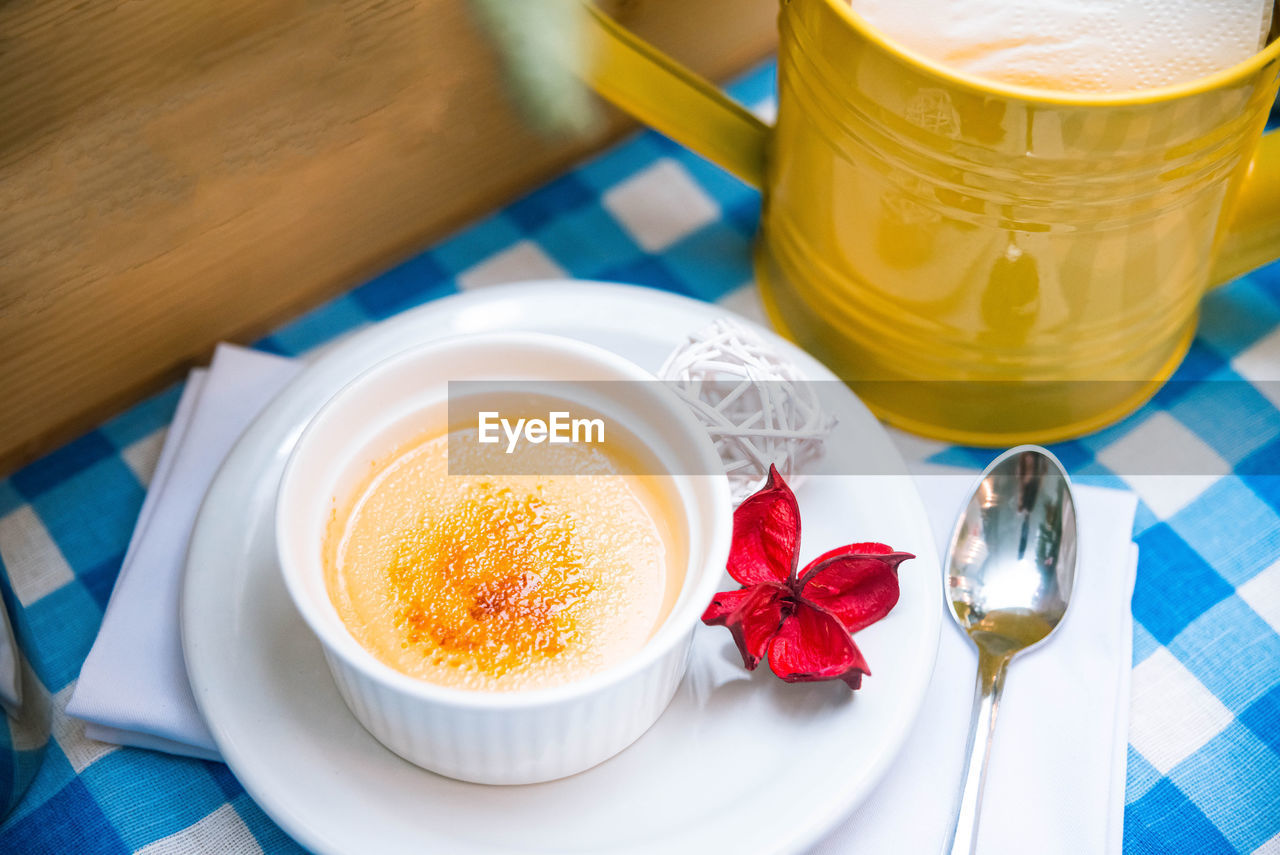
[324,429,682,692]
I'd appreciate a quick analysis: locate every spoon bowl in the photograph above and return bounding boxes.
[941,445,1078,854]
[947,445,1077,655]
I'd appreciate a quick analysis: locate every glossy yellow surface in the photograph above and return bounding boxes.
[579,0,1280,444]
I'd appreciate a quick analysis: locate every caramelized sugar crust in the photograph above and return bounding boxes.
[326,431,680,692]
[389,480,594,676]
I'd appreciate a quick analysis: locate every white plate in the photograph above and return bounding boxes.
[182,281,942,855]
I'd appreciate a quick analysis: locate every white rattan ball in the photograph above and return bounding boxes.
[659,318,836,504]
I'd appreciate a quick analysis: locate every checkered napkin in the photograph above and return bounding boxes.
[62,339,1138,855]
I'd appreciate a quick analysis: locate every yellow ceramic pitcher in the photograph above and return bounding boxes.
[575,0,1280,445]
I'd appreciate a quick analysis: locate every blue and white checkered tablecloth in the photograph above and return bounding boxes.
[0,63,1277,854]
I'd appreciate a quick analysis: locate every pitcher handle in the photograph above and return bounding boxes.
[1211,129,1280,286]
[572,3,771,188]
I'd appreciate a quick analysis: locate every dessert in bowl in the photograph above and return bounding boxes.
[276,332,731,784]
[328,428,687,693]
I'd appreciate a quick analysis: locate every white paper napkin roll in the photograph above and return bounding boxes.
[849,0,1273,92]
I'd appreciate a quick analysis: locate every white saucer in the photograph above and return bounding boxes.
[182,281,942,855]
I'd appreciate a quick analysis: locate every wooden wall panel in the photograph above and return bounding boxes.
[0,0,776,474]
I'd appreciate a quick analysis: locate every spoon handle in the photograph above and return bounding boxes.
[942,648,1010,855]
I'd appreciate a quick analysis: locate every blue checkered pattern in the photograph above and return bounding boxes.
[0,62,1277,854]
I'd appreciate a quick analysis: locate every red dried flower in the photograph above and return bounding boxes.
[702,465,913,689]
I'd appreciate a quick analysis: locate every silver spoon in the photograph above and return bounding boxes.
[941,446,1078,854]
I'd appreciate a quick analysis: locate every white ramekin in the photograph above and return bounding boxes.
[276,332,731,785]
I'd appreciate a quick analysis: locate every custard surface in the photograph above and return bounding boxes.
[326,431,678,691]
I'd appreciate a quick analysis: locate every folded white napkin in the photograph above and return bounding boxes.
[811,468,1138,855]
[70,345,1137,855]
[67,344,301,760]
